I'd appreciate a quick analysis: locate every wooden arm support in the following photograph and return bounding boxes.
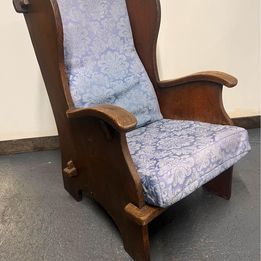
[13,0,30,13]
[158,71,238,88]
[124,203,165,226]
[66,104,137,132]
[157,73,234,125]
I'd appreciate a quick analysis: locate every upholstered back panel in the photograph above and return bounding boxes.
[57,0,162,127]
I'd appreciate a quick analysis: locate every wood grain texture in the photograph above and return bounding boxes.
[203,167,233,200]
[13,0,240,260]
[67,104,137,132]
[125,203,164,226]
[158,71,238,88]
[126,0,161,85]
[157,82,233,125]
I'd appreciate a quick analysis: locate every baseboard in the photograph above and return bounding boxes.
[0,136,59,155]
[0,116,260,155]
[232,115,260,129]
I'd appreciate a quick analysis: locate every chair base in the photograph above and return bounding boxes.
[64,166,233,261]
[203,167,233,200]
[121,220,150,261]
[63,175,150,260]
[63,177,83,202]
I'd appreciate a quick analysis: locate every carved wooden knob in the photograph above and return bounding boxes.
[63,160,78,178]
[21,0,30,7]
[13,0,30,13]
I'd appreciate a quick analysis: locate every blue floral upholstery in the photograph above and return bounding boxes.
[127,120,251,208]
[57,0,162,127]
[57,0,250,208]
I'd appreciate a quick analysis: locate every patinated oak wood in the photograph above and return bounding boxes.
[13,0,235,260]
[67,104,138,132]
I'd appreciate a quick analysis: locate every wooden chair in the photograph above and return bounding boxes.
[13,0,250,260]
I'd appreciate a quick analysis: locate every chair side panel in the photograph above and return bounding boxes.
[126,0,161,87]
[22,0,75,160]
[19,0,145,208]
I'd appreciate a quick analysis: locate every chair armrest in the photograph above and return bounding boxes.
[66,104,137,132]
[157,80,233,125]
[158,71,238,88]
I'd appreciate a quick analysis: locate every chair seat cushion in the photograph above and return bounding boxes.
[127,119,251,208]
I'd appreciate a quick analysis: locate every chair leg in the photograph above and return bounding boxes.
[119,218,150,261]
[63,177,83,202]
[203,167,233,200]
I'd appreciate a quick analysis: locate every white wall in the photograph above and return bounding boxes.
[158,0,260,118]
[0,0,260,141]
[0,2,57,141]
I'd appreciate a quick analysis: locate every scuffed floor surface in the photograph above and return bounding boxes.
[0,129,259,261]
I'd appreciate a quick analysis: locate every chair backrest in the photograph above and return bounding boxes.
[56,0,162,127]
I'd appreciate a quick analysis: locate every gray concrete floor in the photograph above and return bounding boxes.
[0,129,260,261]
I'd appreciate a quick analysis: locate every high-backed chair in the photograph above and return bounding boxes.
[13,0,250,260]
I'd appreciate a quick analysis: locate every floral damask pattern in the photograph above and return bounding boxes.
[57,0,162,127]
[57,0,250,208]
[127,120,251,207]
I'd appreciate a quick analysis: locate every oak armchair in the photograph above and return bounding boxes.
[13,0,250,260]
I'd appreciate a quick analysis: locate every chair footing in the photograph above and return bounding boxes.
[203,167,233,200]
[63,166,234,261]
[120,218,150,261]
[63,178,83,202]
[63,176,151,260]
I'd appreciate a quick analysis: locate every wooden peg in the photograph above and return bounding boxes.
[13,0,30,13]
[63,160,78,178]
